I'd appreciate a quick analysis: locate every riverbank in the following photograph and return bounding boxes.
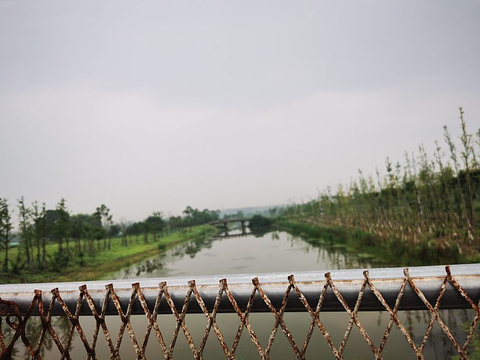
[0,225,217,284]
[278,219,480,266]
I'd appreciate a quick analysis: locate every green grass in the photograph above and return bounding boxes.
[0,225,217,284]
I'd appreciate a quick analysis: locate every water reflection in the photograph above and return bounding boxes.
[8,309,477,359]
[5,316,73,359]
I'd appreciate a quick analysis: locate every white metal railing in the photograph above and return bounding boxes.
[0,264,479,359]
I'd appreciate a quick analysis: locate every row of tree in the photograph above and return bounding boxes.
[126,207,219,244]
[282,108,480,250]
[0,198,116,272]
[0,198,220,273]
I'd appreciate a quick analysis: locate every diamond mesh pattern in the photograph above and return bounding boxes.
[0,266,478,359]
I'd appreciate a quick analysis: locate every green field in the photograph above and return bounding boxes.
[0,225,216,284]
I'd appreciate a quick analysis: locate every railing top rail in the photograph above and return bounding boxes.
[1,263,480,293]
[1,263,479,316]
[1,264,479,359]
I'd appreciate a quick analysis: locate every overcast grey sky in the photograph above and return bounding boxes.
[1,1,479,222]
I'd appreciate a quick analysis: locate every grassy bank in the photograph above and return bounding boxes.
[0,225,217,284]
[278,219,480,267]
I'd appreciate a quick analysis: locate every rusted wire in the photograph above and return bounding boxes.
[0,265,479,359]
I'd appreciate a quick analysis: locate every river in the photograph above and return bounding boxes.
[13,230,476,359]
[106,230,374,279]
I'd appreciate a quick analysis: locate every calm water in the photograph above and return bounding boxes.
[106,230,373,279]
[10,230,475,359]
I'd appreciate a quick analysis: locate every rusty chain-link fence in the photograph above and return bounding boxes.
[0,264,479,359]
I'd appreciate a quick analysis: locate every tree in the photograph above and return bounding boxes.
[458,107,476,241]
[30,201,46,268]
[70,213,102,254]
[249,215,273,237]
[269,207,278,218]
[119,220,129,247]
[55,199,71,254]
[0,198,13,272]
[444,125,468,232]
[109,224,121,238]
[168,216,183,229]
[126,221,144,243]
[145,211,165,241]
[71,214,94,252]
[95,204,112,250]
[18,197,33,267]
[182,206,220,226]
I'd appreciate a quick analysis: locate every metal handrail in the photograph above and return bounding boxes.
[0,264,479,359]
[1,264,479,316]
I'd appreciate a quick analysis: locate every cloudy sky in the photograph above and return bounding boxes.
[1,1,479,223]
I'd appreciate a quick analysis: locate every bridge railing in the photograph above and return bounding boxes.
[209,218,247,226]
[0,264,479,359]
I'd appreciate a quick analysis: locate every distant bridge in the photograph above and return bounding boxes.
[209,218,249,232]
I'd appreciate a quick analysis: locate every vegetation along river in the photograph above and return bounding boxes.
[16,230,476,359]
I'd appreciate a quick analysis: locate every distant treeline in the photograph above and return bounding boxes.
[0,197,219,273]
[282,108,480,256]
